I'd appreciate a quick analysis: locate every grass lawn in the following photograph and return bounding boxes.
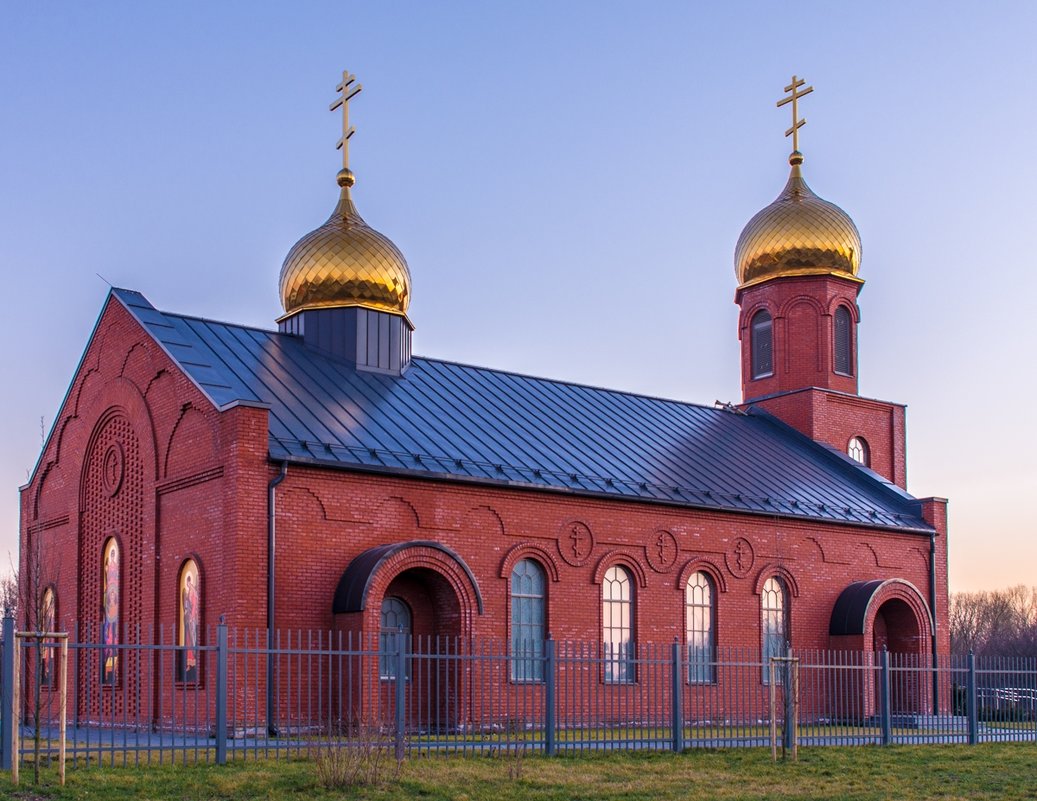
[2,744,1035,800]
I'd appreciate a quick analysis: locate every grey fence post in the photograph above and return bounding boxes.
[880,648,892,746]
[671,640,683,753]
[215,620,228,765]
[966,652,978,745]
[544,638,556,756]
[0,617,14,771]
[394,631,406,762]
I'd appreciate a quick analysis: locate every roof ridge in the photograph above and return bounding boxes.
[411,355,730,414]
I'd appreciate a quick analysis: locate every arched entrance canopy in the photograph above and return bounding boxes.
[332,541,484,615]
[829,579,931,636]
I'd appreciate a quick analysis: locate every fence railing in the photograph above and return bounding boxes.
[2,617,1036,770]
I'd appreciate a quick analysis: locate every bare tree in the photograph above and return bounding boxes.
[950,586,1037,657]
[0,564,18,620]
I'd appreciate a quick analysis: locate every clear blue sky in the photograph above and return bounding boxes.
[2,2,1034,592]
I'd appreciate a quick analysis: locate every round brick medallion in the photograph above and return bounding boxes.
[102,442,125,497]
[725,536,755,578]
[644,530,679,573]
[558,521,594,567]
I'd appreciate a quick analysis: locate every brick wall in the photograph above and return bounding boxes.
[19,291,949,724]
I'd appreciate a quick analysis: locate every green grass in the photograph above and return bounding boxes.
[2,744,1036,801]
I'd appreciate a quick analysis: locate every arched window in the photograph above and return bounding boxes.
[761,576,789,683]
[178,560,201,683]
[510,558,546,682]
[848,436,870,466]
[101,538,120,685]
[686,572,715,684]
[751,310,773,379]
[379,597,411,680]
[834,305,854,375]
[603,565,635,683]
[41,587,56,687]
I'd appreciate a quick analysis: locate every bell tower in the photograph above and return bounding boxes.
[733,77,906,489]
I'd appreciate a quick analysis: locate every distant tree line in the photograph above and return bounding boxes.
[950,586,1037,657]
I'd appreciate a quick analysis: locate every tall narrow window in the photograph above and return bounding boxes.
[101,538,120,685]
[834,305,853,375]
[41,587,56,687]
[510,559,546,682]
[603,565,635,683]
[686,572,715,684]
[178,560,201,683]
[751,310,773,378]
[848,436,870,466]
[379,597,411,680]
[761,576,789,683]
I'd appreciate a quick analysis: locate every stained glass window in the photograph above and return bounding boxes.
[686,572,715,684]
[510,559,545,682]
[603,565,635,683]
[178,560,201,683]
[41,587,56,687]
[102,538,120,685]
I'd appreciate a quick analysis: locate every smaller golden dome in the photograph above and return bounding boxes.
[279,170,411,317]
[734,153,862,289]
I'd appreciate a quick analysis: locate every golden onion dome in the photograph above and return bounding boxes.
[734,152,861,289]
[279,168,411,317]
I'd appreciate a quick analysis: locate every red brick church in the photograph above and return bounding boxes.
[19,75,949,721]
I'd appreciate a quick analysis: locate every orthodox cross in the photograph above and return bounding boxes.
[330,70,363,170]
[776,75,813,153]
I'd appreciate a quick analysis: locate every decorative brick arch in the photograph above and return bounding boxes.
[827,297,861,322]
[830,578,933,647]
[499,543,561,582]
[164,404,218,478]
[777,293,828,320]
[675,557,728,593]
[738,298,778,333]
[333,542,484,637]
[78,376,160,489]
[592,551,648,588]
[753,564,801,597]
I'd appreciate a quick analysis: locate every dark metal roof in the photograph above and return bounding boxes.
[113,288,933,533]
[332,541,485,614]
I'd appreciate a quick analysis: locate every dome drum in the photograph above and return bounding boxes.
[279,305,413,375]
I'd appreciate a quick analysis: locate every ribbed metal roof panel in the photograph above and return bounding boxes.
[114,289,931,533]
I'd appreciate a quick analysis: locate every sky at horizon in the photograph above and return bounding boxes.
[1,2,1034,593]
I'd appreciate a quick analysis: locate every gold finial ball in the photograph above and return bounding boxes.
[734,163,861,288]
[337,168,356,188]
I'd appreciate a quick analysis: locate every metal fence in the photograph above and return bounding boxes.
[2,617,1036,771]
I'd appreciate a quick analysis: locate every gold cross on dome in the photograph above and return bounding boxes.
[776,75,813,153]
[330,70,363,170]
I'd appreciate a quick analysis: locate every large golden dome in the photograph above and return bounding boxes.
[734,153,861,289]
[279,169,411,317]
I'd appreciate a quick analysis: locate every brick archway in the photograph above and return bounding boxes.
[332,542,484,732]
[829,579,934,717]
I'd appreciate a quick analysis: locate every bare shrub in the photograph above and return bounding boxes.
[309,729,402,790]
